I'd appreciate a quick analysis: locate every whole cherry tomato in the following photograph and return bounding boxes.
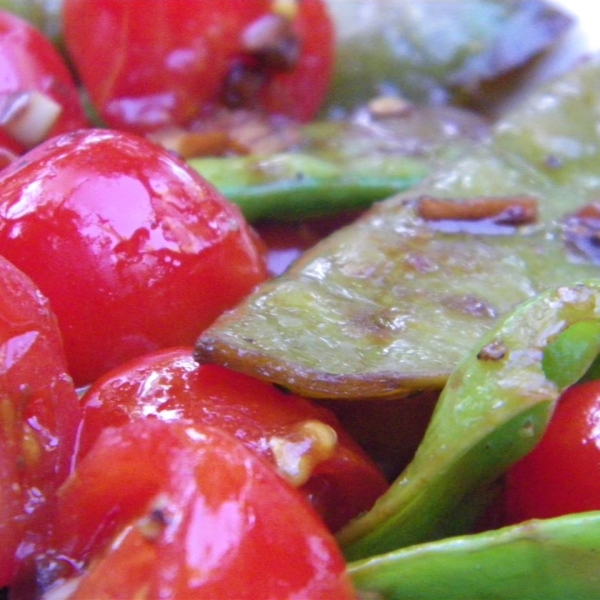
[504,380,600,523]
[40,420,357,599]
[0,129,268,385]
[0,254,80,587]
[62,0,335,133]
[75,347,388,532]
[0,10,89,148]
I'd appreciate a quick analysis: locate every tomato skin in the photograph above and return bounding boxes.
[0,255,80,587]
[0,10,89,141]
[0,129,268,385]
[255,0,335,121]
[75,347,388,532]
[62,0,334,132]
[504,380,600,523]
[44,420,356,599]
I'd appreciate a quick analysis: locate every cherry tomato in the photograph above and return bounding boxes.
[0,10,89,147]
[504,380,600,523]
[0,254,80,587]
[0,129,268,385]
[62,0,335,133]
[75,347,388,532]
[41,420,357,599]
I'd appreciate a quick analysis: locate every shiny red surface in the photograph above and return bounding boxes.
[0,255,80,587]
[0,129,268,385]
[47,420,356,599]
[0,10,89,138]
[63,0,334,132]
[505,380,600,522]
[75,346,388,531]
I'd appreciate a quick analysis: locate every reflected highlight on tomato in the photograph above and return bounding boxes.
[0,129,268,385]
[0,255,80,587]
[75,346,389,532]
[43,421,357,599]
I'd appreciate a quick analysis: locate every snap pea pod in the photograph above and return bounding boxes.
[349,511,600,600]
[189,153,426,223]
[324,0,573,113]
[337,281,600,560]
[188,107,488,222]
[194,55,600,401]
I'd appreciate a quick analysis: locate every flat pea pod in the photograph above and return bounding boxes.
[349,511,600,600]
[189,107,488,222]
[324,0,573,113]
[337,282,600,560]
[194,55,600,402]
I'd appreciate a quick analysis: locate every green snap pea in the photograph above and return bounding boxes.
[325,0,573,114]
[189,153,428,222]
[194,55,600,402]
[349,511,600,600]
[189,108,488,222]
[337,281,600,560]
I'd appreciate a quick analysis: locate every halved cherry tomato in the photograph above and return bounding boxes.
[0,10,89,148]
[62,0,335,133]
[75,347,388,532]
[0,129,268,385]
[504,380,600,523]
[0,255,80,587]
[40,420,357,599]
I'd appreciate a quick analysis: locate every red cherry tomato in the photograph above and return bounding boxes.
[0,255,80,587]
[75,347,388,532]
[42,420,357,599]
[0,10,89,147]
[62,0,334,133]
[504,380,600,523]
[0,129,268,385]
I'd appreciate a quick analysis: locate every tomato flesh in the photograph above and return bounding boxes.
[504,380,600,523]
[0,255,80,587]
[42,420,357,599]
[75,346,388,532]
[0,129,268,385]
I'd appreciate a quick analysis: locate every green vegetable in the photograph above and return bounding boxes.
[337,281,600,559]
[0,0,64,44]
[325,0,573,113]
[194,56,600,401]
[189,107,487,221]
[349,511,600,599]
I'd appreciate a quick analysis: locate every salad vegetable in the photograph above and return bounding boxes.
[349,511,600,600]
[0,128,268,386]
[40,420,357,599]
[194,54,600,400]
[0,254,80,588]
[0,1,595,598]
[73,347,388,533]
[338,281,600,559]
[62,0,335,132]
[504,378,600,524]
[0,10,88,152]
[189,105,489,221]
